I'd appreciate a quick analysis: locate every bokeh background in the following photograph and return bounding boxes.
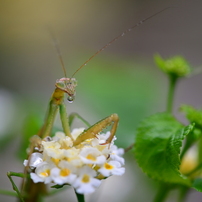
[1,0,202,201]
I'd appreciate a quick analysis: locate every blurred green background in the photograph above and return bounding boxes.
[1,0,202,201]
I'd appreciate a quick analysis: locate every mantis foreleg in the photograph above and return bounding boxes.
[59,103,72,139]
[20,88,70,202]
[73,113,119,146]
[38,100,59,138]
[38,87,72,139]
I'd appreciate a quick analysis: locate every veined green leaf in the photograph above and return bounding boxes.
[192,178,202,192]
[180,105,202,128]
[135,112,193,186]
[180,105,202,161]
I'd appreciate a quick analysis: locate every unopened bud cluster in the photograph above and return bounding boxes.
[154,54,191,78]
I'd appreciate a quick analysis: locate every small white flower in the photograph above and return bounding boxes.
[42,141,64,159]
[111,145,124,156]
[99,131,117,145]
[79,147,106,165]
[51,161,77,185]
[98,160,125,177]
[23,152,43,169]
[63,148,82,167]
[73,166,101,194]
[30,162,53,184]
[110,145,125,165]
[71,128,85,140]
[53,132,73,148]
[110,154,125,165]
[52,131,66,141]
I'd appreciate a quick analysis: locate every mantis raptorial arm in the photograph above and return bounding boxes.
[38,85,119,146]
[38,99,59,138]
[59,103,72,139]
[73,113,119,146]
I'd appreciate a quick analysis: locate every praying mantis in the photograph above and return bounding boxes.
[4,7,170,202]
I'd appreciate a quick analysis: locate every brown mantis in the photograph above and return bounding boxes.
[4,7,170,202]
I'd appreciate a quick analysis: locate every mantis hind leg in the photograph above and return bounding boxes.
[69,112,91,127]
[73,113,119,146]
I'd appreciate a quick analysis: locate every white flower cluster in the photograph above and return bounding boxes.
[24,128,125,194]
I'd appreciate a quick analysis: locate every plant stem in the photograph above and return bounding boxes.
[153,75,178,202]
[0,190,18,197]
[75,191,85,202]
[7,172,25,202]
[153,183,170,202]
[198,138,202,164]
[177,186,189,202]
[166,75,177,113]
[124,143,135,153]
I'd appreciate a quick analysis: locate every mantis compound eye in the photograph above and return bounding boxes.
[67,95,74,103]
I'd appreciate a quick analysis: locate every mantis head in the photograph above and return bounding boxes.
[55,78,77,103]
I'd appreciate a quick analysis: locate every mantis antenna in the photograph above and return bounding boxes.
[71,7,171,78]
[49,29,68,79]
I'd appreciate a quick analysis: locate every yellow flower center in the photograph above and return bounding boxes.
[86,154,96,161]
[82,174,90,183]
[60,142,70,150]
[40,169,50,177]
[63,157,70,162]
[51,158,60,165]
[104,163,114,170]
[60,168,71,177]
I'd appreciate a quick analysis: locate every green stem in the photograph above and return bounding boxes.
[7,172,25,202]
[124,143,135,153]
[0,189,18,197]
[198,138,202,164]
[177,186,189,202]
[154,75,178,202]
[75,191,85,202]
[153,183,170,202]
[166,75,177,113]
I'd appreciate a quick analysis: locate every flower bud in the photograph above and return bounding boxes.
[154,54,191,78]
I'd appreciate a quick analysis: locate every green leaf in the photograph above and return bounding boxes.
[192,178,202,192]
[180,105,202,160]
[51,184,68,189]
[18,114,42,160]
[180,105,202,128]
[135,112,193,186]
